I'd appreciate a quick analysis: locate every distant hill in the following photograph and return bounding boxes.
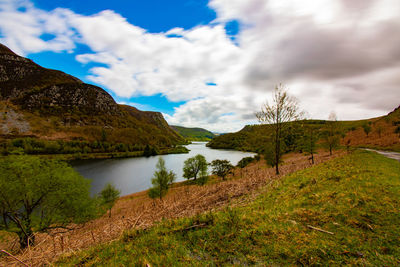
[0,43,185,155]
[171,125,216,141]
[207,107,400,152]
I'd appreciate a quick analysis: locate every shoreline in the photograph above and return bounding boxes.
[21,146,190,161]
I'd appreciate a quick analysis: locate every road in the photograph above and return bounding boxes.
[364,149,400,162]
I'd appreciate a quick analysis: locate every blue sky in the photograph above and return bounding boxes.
[28,0,219,115]
[1,0,399,132]
[32,0,217,32]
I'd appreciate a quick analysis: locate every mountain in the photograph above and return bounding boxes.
[207,107,400,152]
[0,43,185,154]
[171,125,216,141]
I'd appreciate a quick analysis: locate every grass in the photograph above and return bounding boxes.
[58,150,400,266]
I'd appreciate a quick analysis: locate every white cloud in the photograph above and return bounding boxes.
[0,0,76,55]
[1,0,399,132]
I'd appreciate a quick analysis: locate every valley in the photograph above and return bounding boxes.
[0,8,399,265]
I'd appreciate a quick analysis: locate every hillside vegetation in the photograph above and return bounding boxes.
[208,106,400,152]
[58,150,400,266]
[343,106,400,151]
[0,43,186,155]
[171,125,216,141]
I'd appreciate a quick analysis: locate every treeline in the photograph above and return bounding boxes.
[0,137,188,157]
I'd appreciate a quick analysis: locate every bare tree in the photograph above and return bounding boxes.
[255,84,303,175]
[322,112,340,155]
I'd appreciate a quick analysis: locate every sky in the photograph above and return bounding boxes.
[0,0,399,132]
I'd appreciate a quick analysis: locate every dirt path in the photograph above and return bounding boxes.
[364,149,400,162]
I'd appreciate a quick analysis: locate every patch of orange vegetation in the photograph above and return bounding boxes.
[343,115,400,151]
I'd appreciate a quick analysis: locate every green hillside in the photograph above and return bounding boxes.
[58,150,400,266]
[171,125,216,141]
[206,113,399,153]
[208,105,400,153]
[207,120,331,152]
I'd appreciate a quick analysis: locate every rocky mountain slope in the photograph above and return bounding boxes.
[0,43,184,150]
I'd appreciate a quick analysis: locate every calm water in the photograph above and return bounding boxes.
[72,142,255,196]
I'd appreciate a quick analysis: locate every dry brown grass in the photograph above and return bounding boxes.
[0,150,344,266]
[343,119,400,151]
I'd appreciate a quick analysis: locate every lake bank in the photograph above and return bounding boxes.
[34,145,189,161]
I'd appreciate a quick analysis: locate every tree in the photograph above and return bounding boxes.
[99,183,120,218]
[0,156,99,249]
[345,139,352,154]
[395,126,400,137]
[183,154,208,181]
[362,124,371,137]
[148,157,176,200]
[322,112,340,156]
[211,159,234,180]
[301,125,319,164]
[143,144,158,157]
[255,84,303,174]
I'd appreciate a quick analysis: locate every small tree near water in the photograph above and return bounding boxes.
[183,154,208,181]
[148,157,176,200]
[99,183,120,218]
[211,159,234,180]
[0,156,99,249]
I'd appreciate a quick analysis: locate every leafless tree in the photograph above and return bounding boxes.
[322,111,340,155]
[255,84,303,174]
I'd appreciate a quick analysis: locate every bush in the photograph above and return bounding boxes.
[237,157,254,168]
[0,156,100,248]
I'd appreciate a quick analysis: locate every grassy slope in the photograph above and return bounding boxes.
[59,151,400,266]
[171,125,216,141]
[208,106,400,152]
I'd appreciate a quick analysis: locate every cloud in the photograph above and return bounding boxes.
[1,0,399,132]
[208,0,400,121]
[0,0,76,55]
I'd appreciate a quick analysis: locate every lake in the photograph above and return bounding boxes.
[72,142,255,196]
